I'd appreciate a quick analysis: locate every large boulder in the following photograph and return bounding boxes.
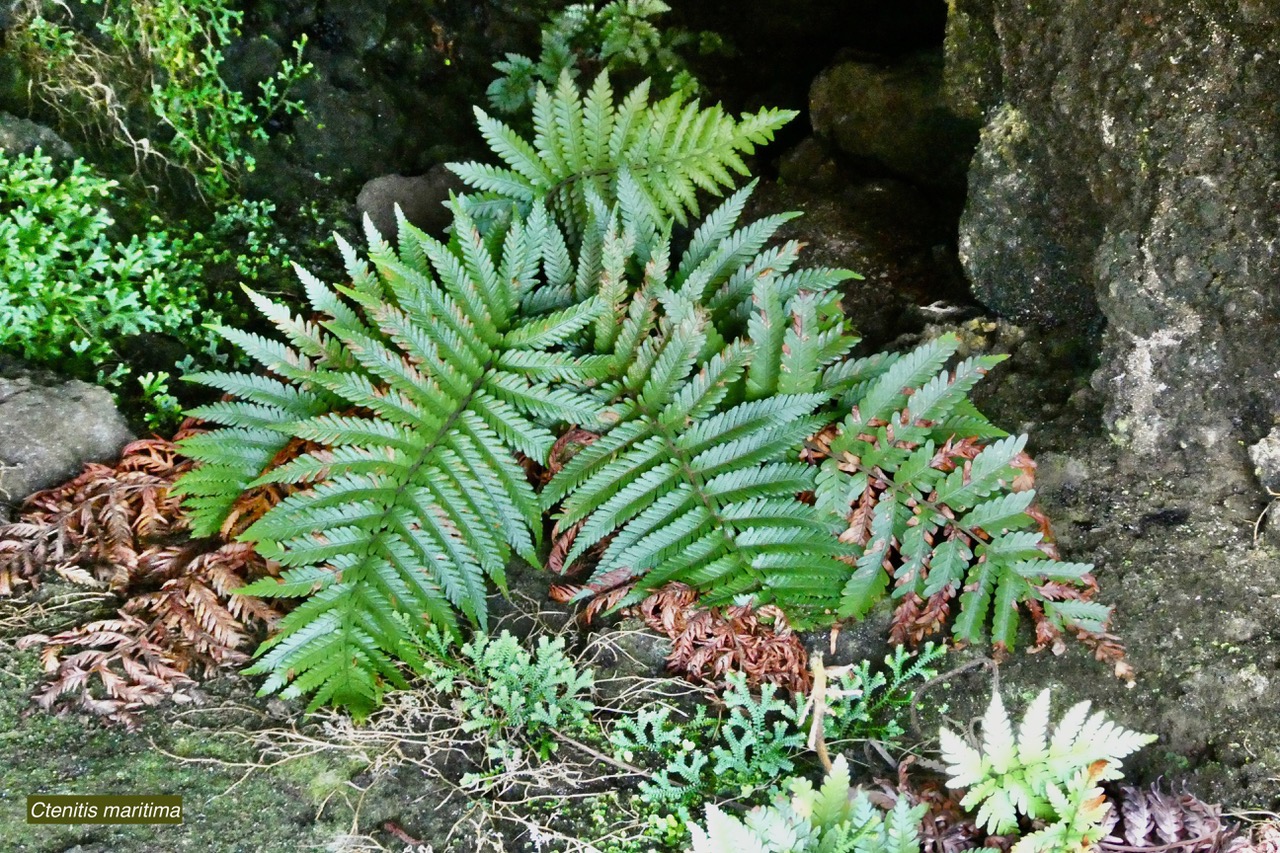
[947,0,1280,488]
[0,367,133,504]
[810,50,978,189]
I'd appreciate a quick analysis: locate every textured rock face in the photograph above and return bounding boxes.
[810,50,977,189]
[0,112,73,159]
[0,370,133,502]
[948,0,1280,484]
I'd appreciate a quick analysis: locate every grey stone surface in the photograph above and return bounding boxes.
[958,104,1101,325]
[1249,427,1280,494]
[0,112,73,160]
[809,49,978,189]
[947,0,1280,484]
[0,372,133,502]
[356,165,461,242]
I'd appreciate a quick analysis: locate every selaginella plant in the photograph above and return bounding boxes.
[940,689,1156,853]
[169,70,1117,715]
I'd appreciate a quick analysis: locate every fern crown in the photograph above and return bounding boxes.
[451,70,796,237]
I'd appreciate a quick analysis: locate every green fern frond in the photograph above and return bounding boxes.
[175,204,612,715]
[452,71,797,237]
[807,334,1107,651]
[689,756,924,853]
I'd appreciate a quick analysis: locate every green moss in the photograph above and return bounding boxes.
[0,646,353,852]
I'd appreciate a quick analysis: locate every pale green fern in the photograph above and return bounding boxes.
[940,689,1154,850]
[688,755,924,853]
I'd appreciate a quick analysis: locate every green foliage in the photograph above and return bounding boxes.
[711,674,807,795]
[539,178,862,620]
[12,0,312,199]
[424,630,593,768]
[487,0,721,114]
[688,756,924,853]
[822,643,947,752]
[814,333,1109,649]
[452,71,796,236]
[0,148,230,393]
[940,689,1155,851]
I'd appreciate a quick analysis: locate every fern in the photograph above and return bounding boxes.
[452,70,796,237]
[170,63,1112,716]
[812,334,1110,652]
[688,756,925,853]
[172,206,611,715]
[940,689,1155,841]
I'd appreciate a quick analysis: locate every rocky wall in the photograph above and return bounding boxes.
[946,0,1280,491]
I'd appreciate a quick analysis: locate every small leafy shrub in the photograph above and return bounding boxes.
[940,688,1155,853]
[11,0,311,198]
[487,0,722,115]
[688,755,924,853]
[0,149,230,394]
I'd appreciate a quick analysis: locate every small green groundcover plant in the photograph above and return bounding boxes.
[0,149,231,412]
[940,688,1155,853]
[380,628,945,851]
[0,147,305,428]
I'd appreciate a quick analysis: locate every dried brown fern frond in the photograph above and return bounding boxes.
[1,422,287,727]
[634,583,810,694]
[1098,782,1244,852]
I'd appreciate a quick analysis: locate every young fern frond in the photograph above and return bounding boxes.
[689,755,925,853]
[941,689,1154,846]
[810,334,1109,652]
[172,205,611,716]
[451,70,797,238]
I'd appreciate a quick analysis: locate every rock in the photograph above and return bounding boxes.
[287,70,402,186]
[355,165,461,241]
[220,35,286,95]
[946,0,1280,486]
[810,50,978,189]
[1249,427,1280,494]
[958,104,1101,325]
[0,112,74,160]
[750,178,972,350]
[0,368,133,502]
[942,0,1000,121]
